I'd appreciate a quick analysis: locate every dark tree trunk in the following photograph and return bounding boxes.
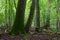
[35,0,40,33]
[10,0,26,35]
[25,0,35,33]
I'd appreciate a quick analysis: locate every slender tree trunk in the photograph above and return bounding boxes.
[35,0,40,33]
[46,0,50,29]
[8,0,12,30]
[25,0,35,33]
[56,0,60,32]
[5,0,8,24]
[43,9,46,26]
[5,0,8,26]
[4,0,9,33]
[10,0,26,35]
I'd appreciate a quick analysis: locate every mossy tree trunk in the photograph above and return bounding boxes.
[10,0,26,35]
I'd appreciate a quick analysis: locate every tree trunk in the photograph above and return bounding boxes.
[46,0,50,34]
[56,0,60,32]
[35,0,40,33]
[45,0,50,30]
[25,0,35,33]
[10,0,26,35]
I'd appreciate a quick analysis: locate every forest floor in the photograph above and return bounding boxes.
[0,33,60,40]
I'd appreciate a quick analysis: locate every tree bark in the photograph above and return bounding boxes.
[10,0,26,35]
[25,0,35,33]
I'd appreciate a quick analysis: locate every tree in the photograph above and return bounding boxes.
[25,0,35,33]
[10,0,27,35]
[8,0,12,30]
[46,0,50,29]
[56,0,60,32]
[6,0,15,32]
[35,0,40,33]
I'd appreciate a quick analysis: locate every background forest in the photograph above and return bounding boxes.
[0,0,60,40]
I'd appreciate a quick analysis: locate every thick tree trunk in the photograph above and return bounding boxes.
[10,0,26,35]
